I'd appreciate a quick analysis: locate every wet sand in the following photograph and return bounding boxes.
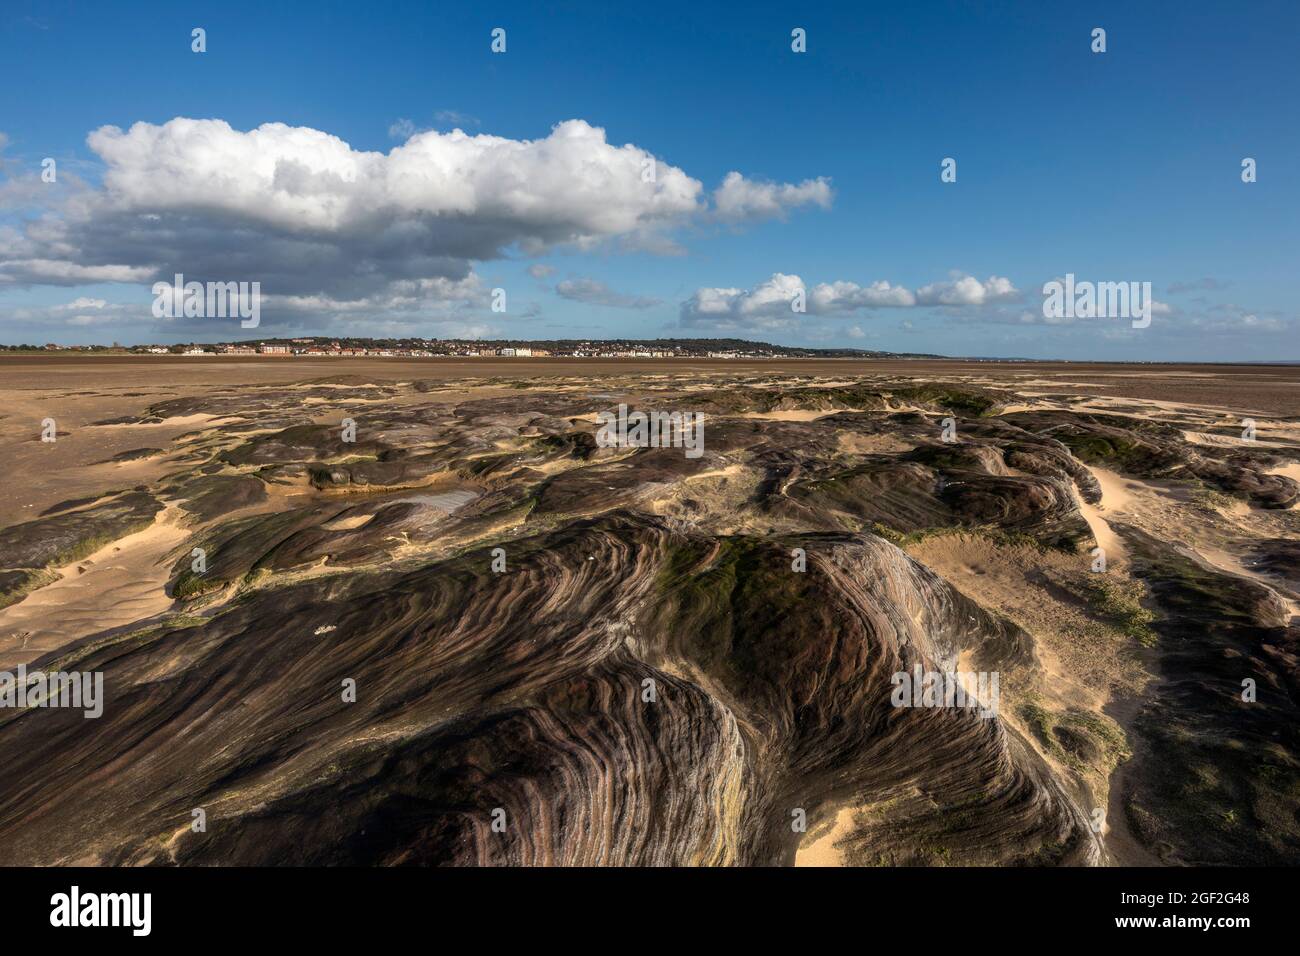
[2,354,1299,414]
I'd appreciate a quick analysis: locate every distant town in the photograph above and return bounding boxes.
[1,337,943,359]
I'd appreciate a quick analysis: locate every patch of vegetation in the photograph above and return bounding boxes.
[918,844,952,865]
[651,535,813,690]
[978,527,1057,552]
[886,385,1003,417]
[1187,481,1246,514]
[1062,433,1131,459]
[867,521,963,548]
[871,522,1056,554]
[868,521,909,545]
[0,568,57,611]
[1084,576,1158,645]
[1017,697,1131,776]
[171,568,226,601]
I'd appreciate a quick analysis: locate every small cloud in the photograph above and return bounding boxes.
[58,296,109,311]
[1192,303,1291,333]
[434,110,480,128]
[711,171,833,223]
[1167,277,1229,295]
[555,277,660,309]
[915,274,1019,306]
[527,263,556,280]
[811,279,915,310]
[388,118,418,140]
[681,273,806,326]
[390,112,481,140]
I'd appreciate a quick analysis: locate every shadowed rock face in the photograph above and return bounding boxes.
[1250,539,1300,593]
[0,491,161,609]
[1117,528,1300,865]
[0,513,1093,866]
[1,373,1296,866]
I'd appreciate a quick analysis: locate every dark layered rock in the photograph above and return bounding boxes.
[532,448,717,518]
[1248,539,1300,593]
[169,474,268,522]
[1004,411,1299,509]
[0,513,1094,866]
[222,423,389,467]
[1116,527,1300,865]
[98,447,163,464]
[784,442,1091,550]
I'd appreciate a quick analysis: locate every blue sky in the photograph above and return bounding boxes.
[1,0,1296,359]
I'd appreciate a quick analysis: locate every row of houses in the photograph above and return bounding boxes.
[128,343,762,359]
[253,344,550,357]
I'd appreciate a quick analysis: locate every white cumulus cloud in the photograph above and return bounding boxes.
[681,272,1017,329]
[915,274,1019,306]
[712,171,833,222]
[1,117,830,330]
